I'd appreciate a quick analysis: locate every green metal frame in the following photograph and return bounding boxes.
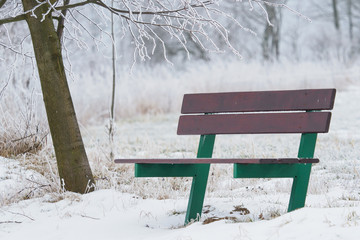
[185,134,215,224]
[135,127,318,224]
[135,134,215,225]
[233,132,317,212]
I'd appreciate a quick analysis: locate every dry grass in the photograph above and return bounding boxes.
[0,132,47,158]
[0,85,48,158]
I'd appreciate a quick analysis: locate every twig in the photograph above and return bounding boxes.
[3,210,35,221]
[16,180,51,199]
[11,134,35,143]
[0,221,22,224]
[0,77,10,99]
[25,177,50,187]
[22,132,49,154]
[80,214,100,220]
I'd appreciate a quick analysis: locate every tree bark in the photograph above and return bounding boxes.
[56,0,70,42]
[0,0,7,8]
[332,0,340,31]
[347,0,353,40]
[22,0,95,193]
[109,0,116,161]
[262,4,281,62]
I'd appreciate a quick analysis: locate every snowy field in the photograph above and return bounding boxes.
[1,63,360,239]
[2,0,360,238]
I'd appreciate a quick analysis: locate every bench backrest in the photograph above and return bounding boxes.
[177,89,336,135]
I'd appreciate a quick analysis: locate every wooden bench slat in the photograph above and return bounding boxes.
[177,112,331,135]
[114,158,319,164]
[181,89,336,114]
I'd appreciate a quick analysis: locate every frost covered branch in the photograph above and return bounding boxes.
[0,0,309,62]
[252,0,311,23]
[0,14,25,25]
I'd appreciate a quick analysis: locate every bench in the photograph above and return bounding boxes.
[115,88,336,224]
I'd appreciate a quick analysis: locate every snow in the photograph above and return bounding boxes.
[0,189,359,240]
[1,86,360,240]
[2,0,360,238]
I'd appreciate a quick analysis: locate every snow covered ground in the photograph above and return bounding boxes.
[1,189,359,240]
[1,86,360,239]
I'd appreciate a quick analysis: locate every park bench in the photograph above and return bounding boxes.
[115,88,336,225]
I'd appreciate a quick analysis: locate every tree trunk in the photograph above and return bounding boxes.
[22,0,95,193]
[262,4,281,62]
[109,0,116,161]
[332,0,340,31]
[347,0,353,40]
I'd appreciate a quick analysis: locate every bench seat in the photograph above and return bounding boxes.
[114,158,319,164]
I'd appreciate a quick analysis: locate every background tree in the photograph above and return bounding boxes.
[332,0,340,31]
[346,0,353,40]
[262,3,282,61]
[307,0,360,62]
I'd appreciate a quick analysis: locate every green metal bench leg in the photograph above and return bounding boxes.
[288,132,317,212]
[185,134,215,224]
[185,164,210,223]
[288,164,312,211]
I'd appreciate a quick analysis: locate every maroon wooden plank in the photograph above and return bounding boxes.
[177,112,331,135]
[114,158,319,164]
[181,89,336,114]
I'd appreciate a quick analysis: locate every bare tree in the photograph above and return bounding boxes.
[109,0,116,161]
[332,0,340,31]
[0,0,305,193]
[346,0,353,39]
[261,0,284,61]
